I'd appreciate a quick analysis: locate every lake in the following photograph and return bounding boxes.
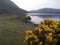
[26,13,60,24]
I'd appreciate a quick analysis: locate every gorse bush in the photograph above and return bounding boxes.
[24,18,60,45]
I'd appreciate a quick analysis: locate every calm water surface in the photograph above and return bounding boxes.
[26,13,60,24]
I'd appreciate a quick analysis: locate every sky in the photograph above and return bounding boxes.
[11,0,60,11]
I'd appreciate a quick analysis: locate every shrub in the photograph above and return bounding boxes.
[24,18,60,45]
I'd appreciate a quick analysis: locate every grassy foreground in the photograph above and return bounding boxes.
[0,14,35,45]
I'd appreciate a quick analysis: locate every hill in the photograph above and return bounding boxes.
[30,8,60,14]
[0,0,28,15]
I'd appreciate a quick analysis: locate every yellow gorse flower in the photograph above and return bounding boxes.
[25,30,33,35]
[46,35,52,42]
[24,18,60,45]
[35,27,42,33]
[58,34,60,36]
[40,42,43,45]
[49,33,52,36]
[34,39,39,43]
[46,33,53,42]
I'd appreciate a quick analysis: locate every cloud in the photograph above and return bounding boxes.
[11,0,60,11]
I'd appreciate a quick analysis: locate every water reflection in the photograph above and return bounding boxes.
[26,14,60,24]
[30,16,43,24]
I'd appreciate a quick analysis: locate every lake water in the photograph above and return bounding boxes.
[26,13,60,24]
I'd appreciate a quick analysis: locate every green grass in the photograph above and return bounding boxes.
[0,14,35,45]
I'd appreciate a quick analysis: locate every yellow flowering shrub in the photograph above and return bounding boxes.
[24,18,60,45]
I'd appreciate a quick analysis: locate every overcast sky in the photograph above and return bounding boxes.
[11,0,60,11]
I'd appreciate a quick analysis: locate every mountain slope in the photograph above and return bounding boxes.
[0,0,28,15]
[30,8,60,14]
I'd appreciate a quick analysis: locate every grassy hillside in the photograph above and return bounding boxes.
[0,0,28,15]
[0,14,35,45]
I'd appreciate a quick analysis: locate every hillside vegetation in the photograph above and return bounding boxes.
[0,14,35,45]
[0,0,28,15]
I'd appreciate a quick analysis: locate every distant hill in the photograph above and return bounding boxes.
[0,0,28,15]
[30,8,60,14]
